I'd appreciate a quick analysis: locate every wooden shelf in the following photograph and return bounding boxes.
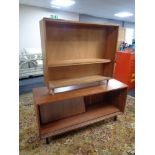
[48,58,111,67]
[40,104,120,138]
[49,75,111,89]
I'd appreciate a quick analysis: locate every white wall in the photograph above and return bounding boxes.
[79,14,135,40]
[123,21,135,29]
[19,5,79,51]
[79,14,123,26]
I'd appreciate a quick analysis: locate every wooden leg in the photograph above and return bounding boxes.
[51,89,55,95]
[49,89,55,95]
[106,79,109,86]
[114,116,117,121]
[46,137,50,144]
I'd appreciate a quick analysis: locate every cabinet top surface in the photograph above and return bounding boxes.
[33,79,127,105]
[42,18,119,27]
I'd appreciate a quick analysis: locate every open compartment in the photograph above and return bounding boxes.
[84,88,127,113]
[33,79,128,139]
[37,85,127,138]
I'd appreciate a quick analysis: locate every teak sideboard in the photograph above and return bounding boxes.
[33,18,128,144]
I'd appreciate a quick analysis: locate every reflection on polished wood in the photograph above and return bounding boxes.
[49,75,111,89]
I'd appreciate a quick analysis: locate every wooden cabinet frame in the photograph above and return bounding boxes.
[40,18,119,94]
[33,19,128,144]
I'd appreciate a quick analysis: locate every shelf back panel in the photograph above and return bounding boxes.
[46,24,107,64]
[40,19,119,86]
[48,64,104,80]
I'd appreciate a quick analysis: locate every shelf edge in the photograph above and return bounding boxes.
[48,59,111,67]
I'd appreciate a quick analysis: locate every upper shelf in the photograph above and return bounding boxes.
[48,58,111,67]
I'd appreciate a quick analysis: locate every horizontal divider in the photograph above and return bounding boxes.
[48,58,111,67]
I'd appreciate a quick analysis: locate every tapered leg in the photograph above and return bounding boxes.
[114,116,117,121]
[49,89,55,95]
[51,89,55,95]
[46,137,50,144]
[106,79,109,86]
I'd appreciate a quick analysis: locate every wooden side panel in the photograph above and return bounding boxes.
[105,88,128,112]
[114,88,128,112]
[39,97,85,124]
[40,19,49,86]
[103,27,119,77]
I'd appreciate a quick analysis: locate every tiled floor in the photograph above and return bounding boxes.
[19,76,135,97]
[19,76,45,94]
[128,89,135,97]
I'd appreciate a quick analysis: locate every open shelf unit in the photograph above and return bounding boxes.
[35,19,128,143]
[40,18,119,93]
[33,79,128,139]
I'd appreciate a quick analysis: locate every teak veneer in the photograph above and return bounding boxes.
[36,19,128,143]
[40,18,119,93]
[40,105,120,138]
[33,79,128,142]
[48,58,111,67]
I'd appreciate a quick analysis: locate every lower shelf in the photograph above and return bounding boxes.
[49,75,111,89]
[40,104,121,138]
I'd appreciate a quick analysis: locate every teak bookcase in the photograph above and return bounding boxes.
[40,18,119,94]
[33,18,128,144]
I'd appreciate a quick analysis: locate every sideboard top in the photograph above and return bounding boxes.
[33,79,128,105]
